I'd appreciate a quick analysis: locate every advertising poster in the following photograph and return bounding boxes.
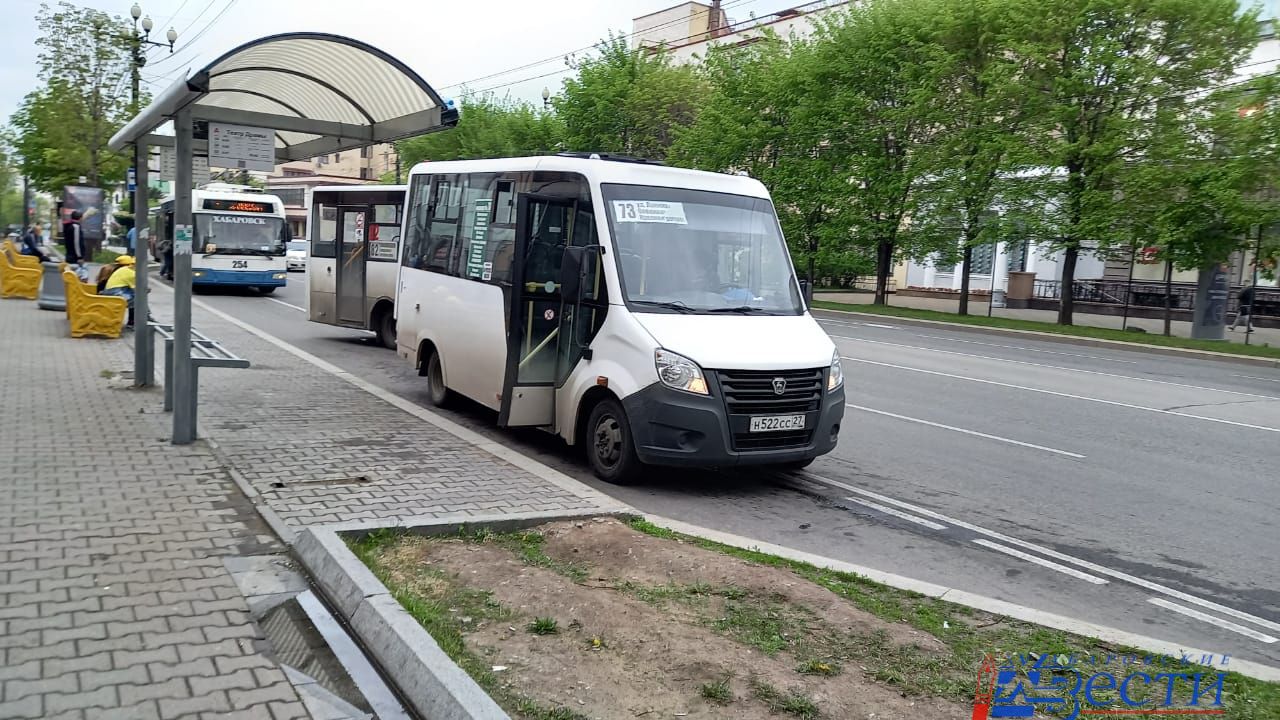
[61,185,106,245]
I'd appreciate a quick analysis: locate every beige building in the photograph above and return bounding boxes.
[632,1,849,63]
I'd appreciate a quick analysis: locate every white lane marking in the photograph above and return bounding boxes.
[914,333,1138,364]
[842,495,948,530]
[847,403,1085,458]
[845,337,1280,401]
[800,472,1280,635]
[1234,374,1280,384]
[266,298,306,313]
[862,322,898,329]
[842,357,1280,434]
[973,539,1109,585]
[1148,598,1279,644]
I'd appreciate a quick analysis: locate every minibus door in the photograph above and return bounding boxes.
[499,196,578,428]
[335,206,367,325]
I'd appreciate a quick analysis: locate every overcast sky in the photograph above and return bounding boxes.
[1,0,803,122]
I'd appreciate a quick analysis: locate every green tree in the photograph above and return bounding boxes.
[9,2,135,194]
[1013,0,1259,325]
[1124,76,1280,334]
[396,95,563,166]
[556,35,706,161]
[671,34,848,290]
[909,0,1037,315]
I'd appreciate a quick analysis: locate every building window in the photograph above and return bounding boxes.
[333,153,341,162]
[360,146,370,159]
[360,168,371,180]
[274,187,305,207]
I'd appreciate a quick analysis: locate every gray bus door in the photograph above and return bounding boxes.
[498,195,577,428]
[336,207,367,325]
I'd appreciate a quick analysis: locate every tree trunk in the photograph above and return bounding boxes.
[874,241,893,305]
[958,245,974,316]
[1057,245,1078,326]
[806,238,816,302]
[1163,260,1173,337]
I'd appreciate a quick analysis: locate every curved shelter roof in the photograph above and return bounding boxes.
[109,33,456,161]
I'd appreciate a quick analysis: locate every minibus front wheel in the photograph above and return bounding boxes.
[586,397,643,485]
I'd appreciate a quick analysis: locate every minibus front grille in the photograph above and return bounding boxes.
[731,429,813,452]
[717,368,824,415]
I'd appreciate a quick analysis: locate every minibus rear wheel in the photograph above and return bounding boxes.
[425,349,451,407]
[586,398,642,484]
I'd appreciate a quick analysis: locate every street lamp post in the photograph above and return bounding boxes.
[126,4,177,214]
[542,87,551,110]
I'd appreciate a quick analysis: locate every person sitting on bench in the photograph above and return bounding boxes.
[100,254,138,329]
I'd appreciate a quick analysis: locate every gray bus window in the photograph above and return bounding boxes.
[373,204,399,224]
[401,177,433,269]
[312,205,337,258]
[424,174,461,273]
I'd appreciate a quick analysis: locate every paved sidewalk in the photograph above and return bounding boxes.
[819,291,1280,347]
[0,300,310,719]
[141,282,620,532]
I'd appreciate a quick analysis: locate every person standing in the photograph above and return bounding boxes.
[1230,284,1256,333]
[100,254,137,328]
[126,224,137,257]
[63,211,86,266]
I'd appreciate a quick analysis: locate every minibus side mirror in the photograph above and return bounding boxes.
[798,277,812,305]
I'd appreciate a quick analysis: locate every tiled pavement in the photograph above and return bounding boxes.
[2,277,616,718]
[0,299,309,719]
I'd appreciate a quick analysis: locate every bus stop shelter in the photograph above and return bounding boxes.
[108,32,456,443]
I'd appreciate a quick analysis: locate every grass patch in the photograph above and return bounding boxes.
[348,533,587,720]
[99,369,116,378]
[476,529,590,583]
[750,678,820,719]
[527,617,558,635]
[629,519,1280,718]
[700,676,733,705]
[812,300,1280,358]
[797,659,840,676]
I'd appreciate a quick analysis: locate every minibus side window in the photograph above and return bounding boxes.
[401,177,434,270]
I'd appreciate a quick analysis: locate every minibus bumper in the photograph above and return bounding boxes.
[622,381,844,468]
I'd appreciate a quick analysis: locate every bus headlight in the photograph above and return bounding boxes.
[272,273,287,279]
[655,349,708,395]
[828,350,844,392]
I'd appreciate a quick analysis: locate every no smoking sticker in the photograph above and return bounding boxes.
[544,308,555,321]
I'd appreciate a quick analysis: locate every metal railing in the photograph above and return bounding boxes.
[1030,279,1280,316]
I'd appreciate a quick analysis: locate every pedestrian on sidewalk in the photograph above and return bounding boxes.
[1230,285,1256,333]
[159,231,174,281]
[101,254,138,328]
[126,225,136,257]
[63,210,89,279]
[19,222,53,263]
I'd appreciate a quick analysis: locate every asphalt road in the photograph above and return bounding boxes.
[186,272,1280,669]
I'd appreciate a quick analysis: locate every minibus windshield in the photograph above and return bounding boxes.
[195,214,286,256]
[602,184,802,315]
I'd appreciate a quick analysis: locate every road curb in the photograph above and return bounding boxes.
[813,307,1280,368]
[293,512,632,720]
[646,515,1280,683]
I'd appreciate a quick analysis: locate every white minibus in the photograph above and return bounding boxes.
[395,153,844,483]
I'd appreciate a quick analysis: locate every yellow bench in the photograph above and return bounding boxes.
[1,239,42,270]
[62,269,126,338]
[1,245,41,299]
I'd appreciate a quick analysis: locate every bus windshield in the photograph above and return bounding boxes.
[602,184,802,315]
[195,213,286,256]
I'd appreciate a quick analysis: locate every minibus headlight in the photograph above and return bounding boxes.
[828,351,844,392]
[655,349,708,395]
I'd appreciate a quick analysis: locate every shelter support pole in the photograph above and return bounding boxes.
[172,108,196,444]
[133,140,153,386]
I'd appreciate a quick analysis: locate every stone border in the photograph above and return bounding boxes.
[293,509,633,720]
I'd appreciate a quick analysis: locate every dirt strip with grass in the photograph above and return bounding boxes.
[351,518,1280,720]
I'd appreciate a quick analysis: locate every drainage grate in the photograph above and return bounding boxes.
[268,475,374,490]
[259,599,373,715]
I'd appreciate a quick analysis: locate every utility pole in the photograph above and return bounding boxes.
[126,4,177,213]
[395,150,402,185]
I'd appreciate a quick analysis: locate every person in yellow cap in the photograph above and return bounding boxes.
[101,254,138,329]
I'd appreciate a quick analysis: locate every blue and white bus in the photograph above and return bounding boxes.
[151,184,290,293]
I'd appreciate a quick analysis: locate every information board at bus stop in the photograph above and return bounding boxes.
[154,147,210,185]
[208,122,276,172]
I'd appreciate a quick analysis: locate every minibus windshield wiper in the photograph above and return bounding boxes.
[631,299,696,314]
[707,305,774,314]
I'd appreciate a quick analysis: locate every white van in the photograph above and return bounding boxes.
[395,154,844,482]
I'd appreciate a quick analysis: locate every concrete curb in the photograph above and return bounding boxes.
[293,511,634,720]
[813,307,1280,368]
[294,525,510,720]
